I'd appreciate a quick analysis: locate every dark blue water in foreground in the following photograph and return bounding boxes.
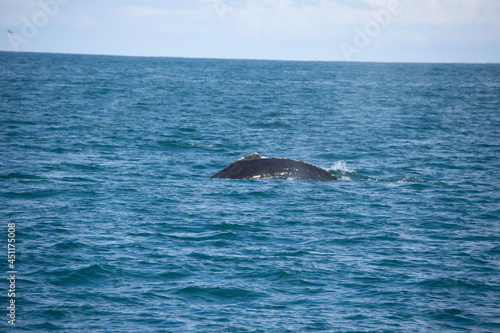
[1,52,499,332]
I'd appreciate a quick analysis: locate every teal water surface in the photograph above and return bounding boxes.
[0,52,499,332]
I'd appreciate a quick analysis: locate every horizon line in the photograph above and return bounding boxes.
[0,49,499,66]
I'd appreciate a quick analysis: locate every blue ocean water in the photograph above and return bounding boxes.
[0,51,499,332]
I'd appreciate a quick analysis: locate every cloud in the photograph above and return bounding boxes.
[112,0,500,61]
[397,0,500,26]
[213,0,371,42]
[0,0,498,62]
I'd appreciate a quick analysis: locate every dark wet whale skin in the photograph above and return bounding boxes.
[210,153,339,180]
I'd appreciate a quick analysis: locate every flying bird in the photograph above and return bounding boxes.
[7,29,14,36]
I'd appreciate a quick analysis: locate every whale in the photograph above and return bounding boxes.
[210,153,338,180]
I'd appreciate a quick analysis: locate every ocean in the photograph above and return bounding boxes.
[0,52,499,332]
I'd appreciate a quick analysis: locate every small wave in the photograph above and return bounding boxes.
[327,160,363,181]
[328,160,355,173]
[179,127,196,133]
[52,263,114,286]
[250,121,291,129]
[1,172,42,180]
[174,285,266,302]
[51,241,86,250]
[394,176,425,183]
[325,162,427,183]
[188,142,215,149]
[1,189,60,199]
[167,231,239,241]
[417,277,479,290]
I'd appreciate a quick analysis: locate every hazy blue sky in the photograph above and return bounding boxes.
[1,0,499,63]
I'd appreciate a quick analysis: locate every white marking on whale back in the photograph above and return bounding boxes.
[238,152,263,161]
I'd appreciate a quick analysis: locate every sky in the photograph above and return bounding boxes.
[1,0,499,63]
